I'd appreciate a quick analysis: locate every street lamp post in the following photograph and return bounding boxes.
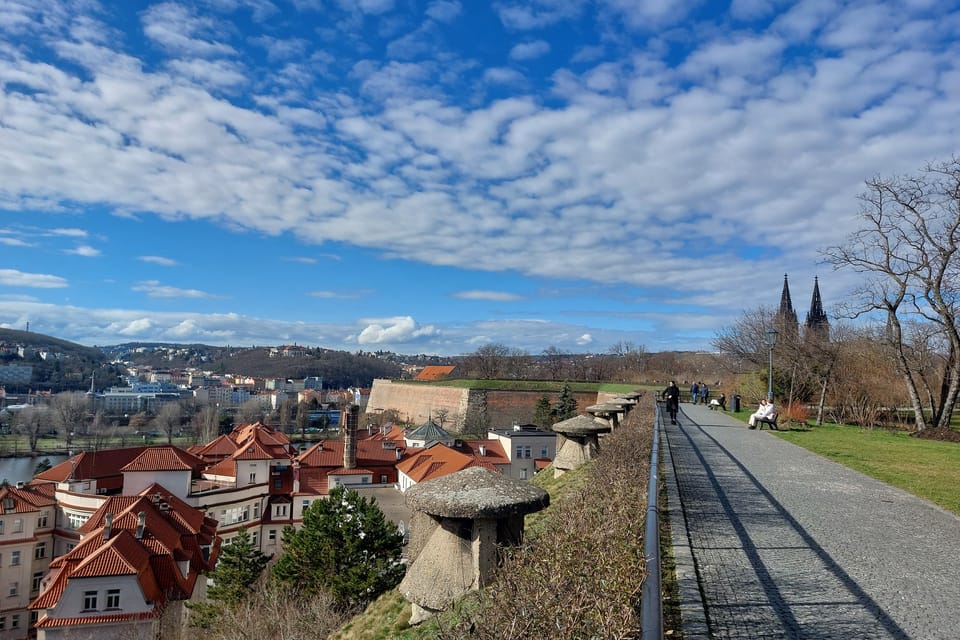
[765,328,778,402]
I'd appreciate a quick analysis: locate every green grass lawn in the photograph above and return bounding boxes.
[771,423,960,516]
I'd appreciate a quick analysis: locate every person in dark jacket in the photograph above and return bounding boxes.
[663,381,680,424]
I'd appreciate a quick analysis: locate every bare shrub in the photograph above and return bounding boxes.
[781,402,809,425]
[185,583,350,640]
[436,403,654,640]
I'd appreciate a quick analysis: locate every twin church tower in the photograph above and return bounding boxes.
[775,273,830,341]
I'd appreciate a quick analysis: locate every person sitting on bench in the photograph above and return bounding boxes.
[748,399,776,429]
[708,393,727,411]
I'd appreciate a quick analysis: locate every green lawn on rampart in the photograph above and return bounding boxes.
[726,416,960,516]
[420,379,640,394]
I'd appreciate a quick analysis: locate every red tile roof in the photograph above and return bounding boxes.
[188,433,240,460]
[120,446,204,472]
[34,447,154,483]
[35,610,157,629]
[413,365,457,381]
[397,445,479,483]
[0,484,56,513]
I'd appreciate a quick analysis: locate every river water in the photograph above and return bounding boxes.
[0,455,69,485]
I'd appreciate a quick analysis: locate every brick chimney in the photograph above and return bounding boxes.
[343,404,359,470]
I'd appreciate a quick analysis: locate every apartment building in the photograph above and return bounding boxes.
[0,484,56,639]
[29,486,219,640]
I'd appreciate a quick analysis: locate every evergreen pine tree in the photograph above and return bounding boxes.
[271,485,405,608]
[533,395,553,429]
[554,384,578,421]
[189,528,270,628]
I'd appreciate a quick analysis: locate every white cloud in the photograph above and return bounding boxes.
[510,40,550,61]
[495,0,585,29]
[426,0,461,22]
[0,237,31,247]
[65,245,101,257]
[356,316,437,344]
[141,3,237,58]
[453,290,524,301]
[576,333,593,345]
[139,256,178,266]
[51,228,88,237]
[132,281,213,298]
[0,269,68,288]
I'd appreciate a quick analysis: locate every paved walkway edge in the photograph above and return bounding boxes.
[660,409,709,639]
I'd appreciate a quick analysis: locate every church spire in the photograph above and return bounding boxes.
[776,273,798,337]
[804,276,830,339]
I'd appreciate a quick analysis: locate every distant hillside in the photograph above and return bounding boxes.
[0,328,123,393]
[104,343,404,388]
[0,328,104,360]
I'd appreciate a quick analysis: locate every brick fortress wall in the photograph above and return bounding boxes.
[367,379,602,433]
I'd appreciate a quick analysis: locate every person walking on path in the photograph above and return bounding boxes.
[690,381,700,404]
[663,381,680,424]
[699,383,709,405]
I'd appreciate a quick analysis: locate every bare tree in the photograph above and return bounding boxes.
[607,341,647,383]
[277,397,295,434]
[50,391,90,445]
[192,404,220,444]
[823,158,960,431]
[467,343,512,379]
[236,399,267,425]
[540,346,568,380]
[153,402,183,445]
[13,405,51,452]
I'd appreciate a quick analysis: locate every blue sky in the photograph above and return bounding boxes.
[1,0,959,356]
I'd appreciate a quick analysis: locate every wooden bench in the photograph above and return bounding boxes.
[754,413,779,430]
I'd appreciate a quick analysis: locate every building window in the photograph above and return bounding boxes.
[524,446,532,459]
[34,543,46,559]
[541,447,549,458]
[251,532,258,545]
[520,468,528,480]
[106,589,120,609]
[10,551,19,566]
[274,478,282,489]
[67,513,88,529]
[0,520,4,534]
[9,614,17,629]
[8,582,17,597]
[253,503,260,518]
[268,529,277,542]
[83,590,97,610]
[249,473,257,483]
[31,572,42,593]
[37,512,48,528]
[12,519,22,533]
[380,475,388,484]
[0,615,5,630]
[302,499,310,511]
[515,445,523,459]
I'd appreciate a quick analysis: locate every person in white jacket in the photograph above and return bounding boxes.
[748,399,776,428]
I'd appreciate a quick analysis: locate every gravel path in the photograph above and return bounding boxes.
[662,403,960,640]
